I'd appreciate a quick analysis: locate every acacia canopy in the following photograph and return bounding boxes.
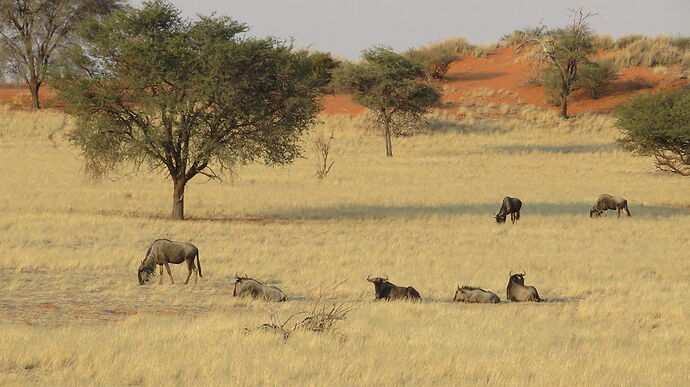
[54,0,331,219]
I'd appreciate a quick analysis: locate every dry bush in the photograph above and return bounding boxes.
[312,128,335,179]
[499,27,544,47]
[610,35,690,68]
[591,34,615,51]
[245,281,353,340]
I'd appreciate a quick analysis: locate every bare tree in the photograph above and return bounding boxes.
[312,129,334,179]
[0,0,120,109]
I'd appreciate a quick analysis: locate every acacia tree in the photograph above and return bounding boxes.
[53,1,331,220]
[616,90,690,176]
[0,0,120,109]
[518,9,594,118]
[335,47,440,157]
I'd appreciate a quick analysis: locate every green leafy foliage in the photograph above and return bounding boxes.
[576,59,618,99]
[403,43,459,79]
[616,90,690,175]
[53,0,331,219]
[334,46,441,156]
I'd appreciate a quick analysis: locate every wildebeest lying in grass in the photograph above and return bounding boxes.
[233,274,287,302]
[506,271,541,302]
[367,275,421,301]
[138,239,202,285]
[495,196,522,223]
[590,194,631,218]
[453,285,500,303]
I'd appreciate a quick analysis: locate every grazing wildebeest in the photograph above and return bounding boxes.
[506,271,541,302]
[233,274,287,302]
[590,194,631,218]
[453,285,500,303]
[366,275,421,301]
[495,196,522,223]
[137,239,201,285]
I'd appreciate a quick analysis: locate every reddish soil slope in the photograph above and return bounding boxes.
[1,47,686,115]
[323,47,686,116]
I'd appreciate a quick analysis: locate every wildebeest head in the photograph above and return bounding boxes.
[509,271,526,285]
[495,213,507,223]
[589,208,603,218]
[454,286,467,301]
[137,260,155,285]
[366,274,389,285]
[233,273,250,296]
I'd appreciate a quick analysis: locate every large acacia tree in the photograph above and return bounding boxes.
[0,0,120,108]
[54,1,330,220]
[335,47,441,157]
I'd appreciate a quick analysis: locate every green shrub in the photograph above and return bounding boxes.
[577,59,618,99]
[616,90,690,175]
[541,65,564,106]
[403,44,459,80]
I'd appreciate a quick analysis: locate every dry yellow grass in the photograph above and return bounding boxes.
[1,105,689,385]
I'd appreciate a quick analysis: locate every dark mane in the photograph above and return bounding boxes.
[460,285,483,291]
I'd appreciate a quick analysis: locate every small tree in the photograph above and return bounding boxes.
[0,0,121,109]
[403,44,459,80]
[616,90,690,176]
[334,47,441,157]
[53,1,330,220]
[518,9,595,117]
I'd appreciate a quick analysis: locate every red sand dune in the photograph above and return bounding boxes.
[322,47,686,117]
[1,47,686,115]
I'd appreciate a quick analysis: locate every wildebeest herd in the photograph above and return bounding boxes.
[136,194,631,305]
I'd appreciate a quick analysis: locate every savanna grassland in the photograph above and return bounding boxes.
[1,105,689,386]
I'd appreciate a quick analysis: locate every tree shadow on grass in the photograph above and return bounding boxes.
[445,72,508,82]
[280,202,688,220]
[492,143,620,154]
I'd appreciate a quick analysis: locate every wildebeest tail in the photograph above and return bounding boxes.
[196,251,202,277]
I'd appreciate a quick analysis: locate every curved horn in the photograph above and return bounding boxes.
[509,270,513,276]
[366,273,372,282]
[520,269,526,276]
[383,274,389,281]
[235,272,240,279]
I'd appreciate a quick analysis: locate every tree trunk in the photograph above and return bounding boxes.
[384,125,393,157]
[560,96,568,118]
[172,177,186,220]
[28,81,41,110]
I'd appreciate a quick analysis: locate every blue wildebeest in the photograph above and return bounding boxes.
[138,239,202,285]
[453,285,500,303]
[233,274,287,302]
[506,271,541,302]
[367,275,421,301]
[590,194,631,218]
[495,196,522,223]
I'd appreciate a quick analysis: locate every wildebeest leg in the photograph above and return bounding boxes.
[184,259,194,285]
[617,207,621,218]
[159,265,164,284]
[164,262,174,284]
